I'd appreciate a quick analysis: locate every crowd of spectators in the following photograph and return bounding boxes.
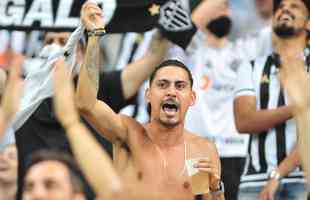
[1,0,310,200]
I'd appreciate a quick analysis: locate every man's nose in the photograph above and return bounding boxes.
[166,86,177,96]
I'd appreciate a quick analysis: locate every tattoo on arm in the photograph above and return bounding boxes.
[85,37,100,92]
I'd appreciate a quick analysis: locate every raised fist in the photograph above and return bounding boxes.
[81,1,105,31]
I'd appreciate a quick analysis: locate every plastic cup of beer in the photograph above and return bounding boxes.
[185,158,210,195]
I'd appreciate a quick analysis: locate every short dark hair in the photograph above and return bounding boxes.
[149,59,193,87]
[24,150,84,193]
[147,60,193,116]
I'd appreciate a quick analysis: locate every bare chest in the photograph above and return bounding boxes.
[116,140,210,200]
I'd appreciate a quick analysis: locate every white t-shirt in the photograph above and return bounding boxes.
[183,28,273,157]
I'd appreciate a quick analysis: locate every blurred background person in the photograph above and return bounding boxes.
[0,144,18,200]
[22,150,86,200]
[234,0,309,199]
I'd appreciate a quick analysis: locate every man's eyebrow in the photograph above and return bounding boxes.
[156,79,170,82]
[175,80,188,84]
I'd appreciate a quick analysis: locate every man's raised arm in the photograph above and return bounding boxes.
[279,56,310,190]
[191,0,227,32]
[53,59,123,199]
[0,64,23,136]
[76,1,128,143]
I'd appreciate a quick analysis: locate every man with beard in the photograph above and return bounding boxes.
[76,3,223,200]
[234,0,310,199]
[169,1,272,200]
[77,59,224,200]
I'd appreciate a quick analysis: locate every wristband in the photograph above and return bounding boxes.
[268,170,282,181]
[87,28,106,37]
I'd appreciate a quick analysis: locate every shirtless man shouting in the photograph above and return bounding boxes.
[76,2,224,200]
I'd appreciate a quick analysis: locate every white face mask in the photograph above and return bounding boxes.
[39,43,64,59]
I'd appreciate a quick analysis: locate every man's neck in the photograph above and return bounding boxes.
[0,182,16,200]
[147,121,185,148]
[274,33,308,58]
[205,32,229,49]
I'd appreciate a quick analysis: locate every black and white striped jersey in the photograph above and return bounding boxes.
[234,54,308,188]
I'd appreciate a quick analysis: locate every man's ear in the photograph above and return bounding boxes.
[145,88,150,103]
[189,90,196,106]
[306,18,310,34]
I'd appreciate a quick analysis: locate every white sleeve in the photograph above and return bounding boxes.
[234,26,273,61]
[0,126,15,151]
[234,60,256,98]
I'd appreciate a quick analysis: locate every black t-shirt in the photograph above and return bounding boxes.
[15,70,129,158]
[97,70,129,112]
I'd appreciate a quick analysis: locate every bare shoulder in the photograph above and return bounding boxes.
[185,131,219,159]
[185,131,216,149]
[185,131,221,174]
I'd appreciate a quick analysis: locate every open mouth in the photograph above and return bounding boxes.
[279,15,292,22]
[161,100,179,115]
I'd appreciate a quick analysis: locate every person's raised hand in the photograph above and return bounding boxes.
[53,58,79,129]
[0,63,23,125]
[81,1,105,31]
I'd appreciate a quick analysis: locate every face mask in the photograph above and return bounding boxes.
[39,43,63,59]
[206,16,232,38]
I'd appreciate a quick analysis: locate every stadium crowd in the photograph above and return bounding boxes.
[0,0,310,200]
